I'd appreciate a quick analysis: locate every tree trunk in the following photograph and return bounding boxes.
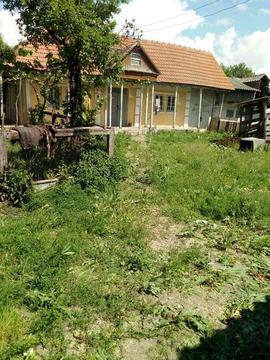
[68,55,83,127]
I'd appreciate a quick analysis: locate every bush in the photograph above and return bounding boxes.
[76,150,128,191]
[0,169,32,206]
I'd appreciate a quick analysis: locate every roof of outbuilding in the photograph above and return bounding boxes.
[17,37,234,91]
[241,74,268,83]
[230,77,260,92]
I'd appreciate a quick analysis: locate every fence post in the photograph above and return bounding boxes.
[0,131,7,174]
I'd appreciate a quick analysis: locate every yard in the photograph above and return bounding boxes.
[0,131,270,359]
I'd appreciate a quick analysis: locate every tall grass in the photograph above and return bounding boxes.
[146,132,270,228]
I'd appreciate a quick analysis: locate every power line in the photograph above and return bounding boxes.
[140,0,222,28]
[143,0,251,33]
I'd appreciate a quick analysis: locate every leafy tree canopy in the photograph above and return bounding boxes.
[1,0,129,126]
[221,62,255,78]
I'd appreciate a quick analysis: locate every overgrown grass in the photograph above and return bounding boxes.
[0,132,269,359]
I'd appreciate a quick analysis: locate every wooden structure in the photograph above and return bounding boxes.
[239,96,270,141]
[0,126,115,174]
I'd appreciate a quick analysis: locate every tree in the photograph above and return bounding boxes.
[2,0,128,126]
[221,62,255,78]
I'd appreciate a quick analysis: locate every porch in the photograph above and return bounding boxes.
[100,82,227,131]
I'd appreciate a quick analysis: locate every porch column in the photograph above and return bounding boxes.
[109,82,112,127]
[198,88,203,129]
[104,94,108,129]
[120,83,124,128]
[150,84,155,128]
[145,86,149,127]
[173,86,178,128]
[219,93,225,119]
[139,86,144,129]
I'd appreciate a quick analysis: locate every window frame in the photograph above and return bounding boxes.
[47,86,61,109]
[167,95,176,112]
[154,95,164,112]
[131,52,142,66]
[226,109,235,118]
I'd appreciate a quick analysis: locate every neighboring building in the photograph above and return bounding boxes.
[4,38,234,130]
[241,74,270,98]
[213,77,260,123]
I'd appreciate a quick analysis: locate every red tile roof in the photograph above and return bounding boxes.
[122,37,234,90]
[17,38,234,91]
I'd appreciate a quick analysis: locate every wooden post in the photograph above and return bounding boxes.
[0,75,4,130]
[139,86,144,130]
[219,93,225,119]
[173,86,178,128]
[109,83,112,127]
[0,131,7,174]
[263,101,267,140]
[106,131,115,156]
[198,88,203,129]
[104,91,108,128]
[120,83,124,128]
[145,86,149,128]
[150,84,155,128]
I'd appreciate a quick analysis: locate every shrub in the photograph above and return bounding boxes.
[76,150,128,191]
[0,169,32,206]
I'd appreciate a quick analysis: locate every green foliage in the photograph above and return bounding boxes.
[76,150,128,191]
[2,0,128,126]
[0,169,31,206]
[221,62,255,78]
[1,132,270,358]
[146,132,270,228]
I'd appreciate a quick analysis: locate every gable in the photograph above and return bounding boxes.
[122,44,159,75]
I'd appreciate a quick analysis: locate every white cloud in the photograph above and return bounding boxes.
[215,27,270,77]
[175,32,216,52]
[259,8,270,15]
[215,18,232,27]
[237,4,248,12]
[115,0,204,43]
[0,10,21,46]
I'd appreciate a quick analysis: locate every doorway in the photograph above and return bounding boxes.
[111,88,128,127]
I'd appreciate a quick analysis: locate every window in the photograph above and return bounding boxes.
[155,95,163,112]
[235,108,241,118]
[226,109,235,118]
[48,87,60,109]
[131,52,141,66]
[167,96,176,112]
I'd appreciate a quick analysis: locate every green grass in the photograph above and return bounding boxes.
[0,132,270,359]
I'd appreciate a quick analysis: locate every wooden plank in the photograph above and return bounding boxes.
[106,132,115,156]
[0,131,7,174]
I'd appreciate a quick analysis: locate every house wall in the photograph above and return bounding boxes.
[6,77,223,130]
[95,83,188,128]
[188,88,216,129]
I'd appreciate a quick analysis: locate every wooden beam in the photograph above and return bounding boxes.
[151,84,155,128]
[139,86,144,129]
[173,86,178,128]
[109,83,112,127]
[198,88,203,129]
[219,93,225,119]
[0,75,3,130]
[0,131,7,174]
[145,87,149,128]
[120,83,124,128]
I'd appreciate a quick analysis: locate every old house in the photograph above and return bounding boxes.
[4,38,234,130]
[216,77,259,122]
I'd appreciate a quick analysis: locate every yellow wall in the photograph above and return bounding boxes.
[6,78,188,128]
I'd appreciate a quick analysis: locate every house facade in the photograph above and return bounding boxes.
[4,38,234,130]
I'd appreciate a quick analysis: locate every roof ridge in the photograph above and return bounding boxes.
[138,37,211,54]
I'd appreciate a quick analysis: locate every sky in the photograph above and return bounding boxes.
[1,0,270,75]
